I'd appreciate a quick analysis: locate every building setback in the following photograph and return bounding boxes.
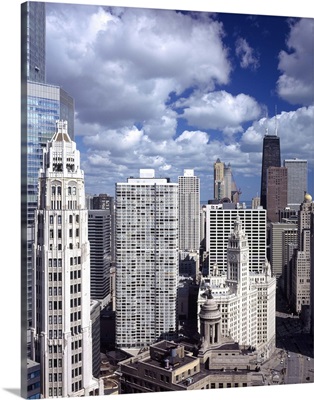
[30,121,101,397]
[115,169,178,353]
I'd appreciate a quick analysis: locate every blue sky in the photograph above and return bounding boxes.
[44,1,314,202]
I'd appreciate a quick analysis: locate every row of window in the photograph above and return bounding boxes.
[51,186,77,196]
[48,358,62,368]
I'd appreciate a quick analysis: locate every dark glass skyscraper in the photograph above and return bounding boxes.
[22,1,46,83]
[260,134,281,210]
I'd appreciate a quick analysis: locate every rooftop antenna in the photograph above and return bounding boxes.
[265,110,269,135]
[275,105,278,136]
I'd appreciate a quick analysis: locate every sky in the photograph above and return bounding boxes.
[44,1,314,202]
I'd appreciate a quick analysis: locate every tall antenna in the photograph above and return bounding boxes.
[275,105,278,136]
[265,109,269,135]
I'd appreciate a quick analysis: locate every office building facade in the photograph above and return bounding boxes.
[88,210,112,305]
[92,193,115,261]
[30,121,100,397]
[266,166,288,223]
[178,169,200,252]
[284,159,308,209]
[22,1,46,84]
[291,194,314,313]
[205,205,267,274]
[115,169,179,352]
[260,134,281,210]
[270,222,297,279]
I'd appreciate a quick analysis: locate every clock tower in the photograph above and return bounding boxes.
[227,216,250,290]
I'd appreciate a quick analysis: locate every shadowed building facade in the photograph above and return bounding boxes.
[266,166,288,223]
[260,134,281,210]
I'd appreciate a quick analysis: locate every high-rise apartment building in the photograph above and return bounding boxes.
[115,169,179,353]
[30,121,101,397]
[88,210,112,305]
[260,134,281,210]
[205,204,267,274]
[266,166,288,223]
[291,193,314,313]
[284,159,308,210]
[178,169,200,252]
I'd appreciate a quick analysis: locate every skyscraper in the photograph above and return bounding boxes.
[260,134,281,210]
[115,169,178,353]
[266,166,288,223]
[270,221,297,279]
[178,169,200,252]
[30,121,101,397]
[213,158,225,200]
[88,209,112,304]
[22,1,46,83]
[284,158,308,209]
[22,3,75,331]
[213,159,240,202]
[92,193,115,261]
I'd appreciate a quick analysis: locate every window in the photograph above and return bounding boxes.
[58,215,62,224]
[57,186,62,195]
[50,215,54,224]
[68,187,71,195]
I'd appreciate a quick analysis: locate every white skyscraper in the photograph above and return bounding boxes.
[178,169,200,252]
[30,121,101,397]
[115,169,178,353]
[205,205,267,274]
[284,159,308,210]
